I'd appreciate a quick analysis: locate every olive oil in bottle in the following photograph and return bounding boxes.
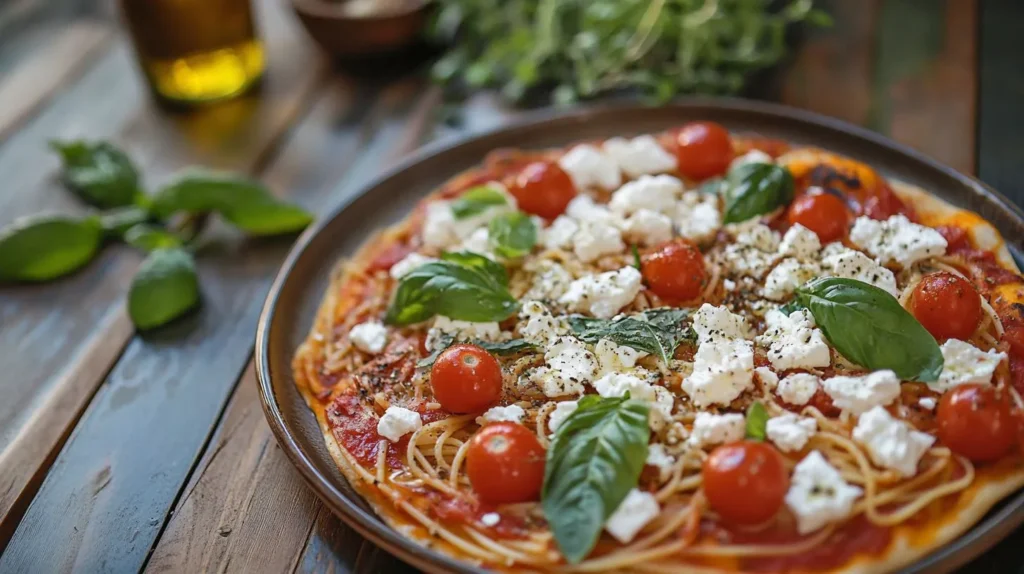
[120,0,265,105]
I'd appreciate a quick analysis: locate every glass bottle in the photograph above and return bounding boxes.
[120,0,265,106]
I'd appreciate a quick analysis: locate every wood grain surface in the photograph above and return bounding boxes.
[0,0,1021,572]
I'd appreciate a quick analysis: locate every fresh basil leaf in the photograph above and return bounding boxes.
[124,224,183,252]
[385,251,519,326]
[567,308,694,364]
[795,277,943,382]
[488,211,536,258]
[417,336,536,367]
[542,395,650,564]
[722,162,794,224]
[450,185,507,219]
[128,247,200,330]
[99,206,150,237]
[778,299,804,316]
[50,140,141,208]
[0,214,102,282]
[745,401,768,441]
[150,172,313,236]
[631,244,642,270]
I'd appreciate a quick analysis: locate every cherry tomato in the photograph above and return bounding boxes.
[937,384,1017,462]
[641,239,708,301]
[466,422,545,504]
[787,190,851,243]
[507,161,577,220]
[910,272,982,341]
[703,441,789,525]
[674,121,734,180]
[430,344,503,414]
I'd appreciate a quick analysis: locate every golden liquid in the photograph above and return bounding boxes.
[121,0,265,105]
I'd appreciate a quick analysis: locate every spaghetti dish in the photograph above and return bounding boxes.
[293,121,1024,573]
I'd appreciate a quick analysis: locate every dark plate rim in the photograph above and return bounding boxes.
[256,97,1024,574]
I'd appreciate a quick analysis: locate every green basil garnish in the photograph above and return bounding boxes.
[98,206,151,237]
[488,211,536,258]
[631,244,642,270]
[124,224,183,252]
[722,162,794,224]
[542,394,650,564]
[745,401,768,441]
[450,185,507,219]
[50,140,141,208]
[794,277,943,382]
[567,308,694,364]
[127,247,201,330]
[0,214,103,282]
[385,251,519,325]
[416,333,535,367]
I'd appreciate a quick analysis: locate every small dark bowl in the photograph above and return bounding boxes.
[290,0,431,57]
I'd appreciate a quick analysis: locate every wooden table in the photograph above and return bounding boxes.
[0,0,1020,572]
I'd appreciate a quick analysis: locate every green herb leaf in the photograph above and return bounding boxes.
[98,206,151,237]
[778,299,804,316]
[567,308,693,364]
[488,211,536,258]
[795,277,943,382]
[631,244,642,270]
[745,401,769,441]
[124,224,183,252]
[416,334,536,367]
[150,172,313,236]
[50,140,141,208]
[385,251,519,326]
[542,395,650,564]
[0,214,102,282]
[722,163,795,224]
[128,247,200,330]
[450,186,507,219]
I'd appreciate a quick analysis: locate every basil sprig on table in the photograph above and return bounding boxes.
[745,401,769,441]
[542,394,650,564]
[0,214,103,282]
[488,211,537,258]
[49,141,141,208]
[450,185,508,219]
[568,308,694,364]
[722,162,795,224]
[385,251,520,325]
[128,248,200,330]
[416,332,535,367]
[793,277,943,382]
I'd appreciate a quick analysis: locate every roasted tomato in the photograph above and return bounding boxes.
[641,238,708,301]
[674,121,734,181]
[430,344,503,414]
[703,441,789,525]
[507,161,577,220]
[909,272,982,341]
[466,422,546,504]
[937,384,1017,462]
[786,190,851,243]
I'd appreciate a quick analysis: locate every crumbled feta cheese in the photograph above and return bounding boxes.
[349,321,388,354]
[476,405,526,426]
[529,336,598,397]
[646,444,676,481]
[683,339,755,407]
[609,174,683,216]
[849,215,947,268]
[388,252,437,279]
[687,412,745,448]
[692,303,750,344]
[777,373,821,406]
[522,259,574,301]
[785,451,863,534]
[722,243,779,279]
[820,244,899,297]
[763,258,821,301]
[918,397,937,410]
[459,227,495,259]
[565,195,618,224]
[778,224,822,260]
[723,279,737,291]
[620,209,674,246]
[427,316,502,350]
[377,406,423,442]
[732,221,781,252]
[852,406,935,477]
[547,400,579,433]
[573,219,626,262]
[755,366,780,390]
[766,413,817,453]
[519,300,570,345]
[757,309,831,371]
[603,135,676,177]
[480,512,501,527]
[605,489,660,543]
[936,339,1007,391]
[595,339,647,375]
[558,144,622,190]
[422,185,515,250]
[559,266,643,319]
[676,191,722,244]
[542,216,580,250]
[822,370,901,415]
[729,150,773,170]
[593,372,673,430]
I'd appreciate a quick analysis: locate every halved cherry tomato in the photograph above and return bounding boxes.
[703,441,789,525]
[674,121,734,181]
[937,384,1017,462]
[466,422,545,504]
[786,190,850,243]
[430,344,503,414]
[641,238,707,301]
[909,272,982,341]
[507,161,577,220]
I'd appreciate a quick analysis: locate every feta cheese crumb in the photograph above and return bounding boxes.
[388,252,437,279]
[480,512,501,527]
[476,405,526,426]
[518,300,570,345]
[522,259,573,301]
[427,316,501,351]
[687,412,745,448]
[820,243,899,297]
[558,144,622,190]
[610,174,683,216]
[547,400,579,433]
[777,373,821,406]
[595,339,647,376]
[785,451,863,534]
[422,185,515,250]
[349,321,388,354]
[755,366,780,390]
[559,266,643,319]
[676,191,722,244]
[766,413,817,452]
[733,221,781,252]
[603,135,676,177]
[620,209,674,246]
[542,216,580,250]
[852,406,935,477]
[593,372,674,430]
[692,303,750,344]
[529,336,598,397]
[646,444,676,481]
[936,339,1007,391]
[757,309,831,371]
[918,397,937,410]
[605,489,660,543]
[763,258,820,301]
[778,224,822,259]
[573,219,626,262]
[849,215,947,268]
[683,339,755,407]
[822,370,901,415]
[377,406,422,442]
